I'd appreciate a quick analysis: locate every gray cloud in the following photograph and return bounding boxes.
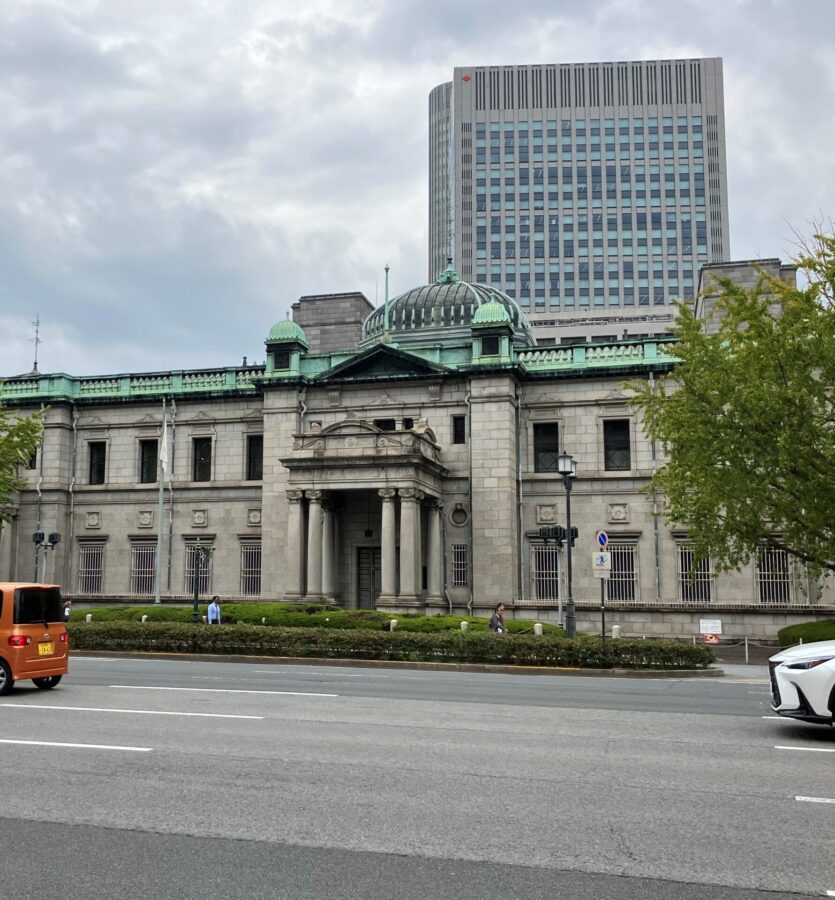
[0,0,833,376]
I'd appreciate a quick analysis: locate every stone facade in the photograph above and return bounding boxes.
[2,264,832,639]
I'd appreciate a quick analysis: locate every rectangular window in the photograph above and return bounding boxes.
[184,543,213,595]
[452,415,466,445]
[240,543,262,596]
[373,418,396,431]
[26,449,38,470]
[88,441,106,485]
[603,419,631,470]
[757,548,793,604]
[192,437,212,482]
[77,543,104,594]
[609,543,637,602]
[533,422,559,472]
[139,439,158,484]
[246,434,263,481]
[452,544,469,587]
[130,543,156,595]
[481,335,500,355]
[531,543,560,601]
[677,544,713,601]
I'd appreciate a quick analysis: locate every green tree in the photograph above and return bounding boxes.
[632,233,835,577]
[0,396,43,522]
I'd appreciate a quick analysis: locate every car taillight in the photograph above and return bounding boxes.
[8,635,31,647]
[59,632,69,643]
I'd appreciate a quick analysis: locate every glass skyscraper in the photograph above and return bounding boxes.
[429,58,730,342]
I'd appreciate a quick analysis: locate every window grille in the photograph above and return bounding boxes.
[78,543,104,594]
[603,419,631,470]
[452,544,469,586]
[184,543,213,595]
[533,422,559,472]
[677,544,713,602]
[531,543,560,601]
[240,543,262,596]
[757,548,793,604]
[609,542,637,602]
[130,543,156,595]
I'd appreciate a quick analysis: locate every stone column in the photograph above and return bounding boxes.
[306,490,323,600]
[398,488,423,605]
[426,498,444,606]
[283,491,305,601]
[378,488,397,602]
[322,502,337,603]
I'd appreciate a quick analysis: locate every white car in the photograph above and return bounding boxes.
[769,640,835,726]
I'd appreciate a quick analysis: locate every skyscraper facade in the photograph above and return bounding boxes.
[429,58,730,341]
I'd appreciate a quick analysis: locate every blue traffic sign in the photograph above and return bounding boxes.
[596,530,608,548]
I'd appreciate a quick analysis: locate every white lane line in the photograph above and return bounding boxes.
[795,796,835,804]
[761,716,785,720]
[252,670,389,678]
[1,703,262,720]
[109,685,338,697]
[775,745,835,753]
[0,739,150,752]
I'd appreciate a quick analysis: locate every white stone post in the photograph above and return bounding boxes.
[306,490,323,599]
[283,490,305,600]
[398,488,423,603]
[379,488,397,601]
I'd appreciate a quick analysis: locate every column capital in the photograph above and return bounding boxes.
[286,490,304,503]
[399,488,424,503]
[305,490,323,503]
[378,488,397,501]
[425,496,443,510]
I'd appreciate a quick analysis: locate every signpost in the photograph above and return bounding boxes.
[594,531,610,644]
[700,618,722,646]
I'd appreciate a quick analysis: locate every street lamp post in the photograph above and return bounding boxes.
[191,542,212,624]
[33,531,61,583]
[557,452,577,639]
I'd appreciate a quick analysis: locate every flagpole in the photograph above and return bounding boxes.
[154,397,167,604]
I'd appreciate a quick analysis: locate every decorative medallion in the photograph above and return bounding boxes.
[608,503,629,523]
[85,511,101,529]
[138,510,153,528]
[247,509,262,526]
[192,509,208,527]
[536,504,557,524]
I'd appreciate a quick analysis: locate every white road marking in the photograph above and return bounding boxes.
[826,891,835,897]
[761,716,785,720]
[795,796,835,804]
[109,685,338,697]
[775,745,835,753]
[252,670,389,678]
[0,739,150,752]
[1,703,262,720]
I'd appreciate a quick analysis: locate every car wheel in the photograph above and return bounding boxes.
[32,676,62,690]
[0,659,13,696]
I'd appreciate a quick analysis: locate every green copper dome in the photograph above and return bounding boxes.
[361,267,534,348]
[267,316,308,346]
[472,300,511,325]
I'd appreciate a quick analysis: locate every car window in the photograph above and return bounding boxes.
[14,587,64,624]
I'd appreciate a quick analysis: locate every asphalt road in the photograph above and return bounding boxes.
[0,655,832,899]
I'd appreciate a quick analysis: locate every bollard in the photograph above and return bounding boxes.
[611,625,621,639]
[533,623,543,637]
[389,619,398,632]
[85,613,92,623]
[692,634,696,645]
[202,615,207,623]
[262,617,266,625]
[141,615,148,623]
[460,621,469,631]
[799,637,803,644]
[744,635,749,664]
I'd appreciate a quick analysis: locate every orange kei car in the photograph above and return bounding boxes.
[0,583,69,695]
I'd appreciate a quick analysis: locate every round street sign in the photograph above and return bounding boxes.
[596,530,608,548]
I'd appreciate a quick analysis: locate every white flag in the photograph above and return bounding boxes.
[159,409,169,480]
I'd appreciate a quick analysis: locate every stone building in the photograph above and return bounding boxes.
[1,263,831,639]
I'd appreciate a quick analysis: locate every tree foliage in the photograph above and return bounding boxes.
[0,396,43,522]
[632,233,835,578]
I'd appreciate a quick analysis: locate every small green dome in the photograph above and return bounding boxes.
[267,316,308,346]
[472,300,511,325]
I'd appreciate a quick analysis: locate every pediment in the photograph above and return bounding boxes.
[316,345,446,383]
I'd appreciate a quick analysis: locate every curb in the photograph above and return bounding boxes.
[70,650,722,679]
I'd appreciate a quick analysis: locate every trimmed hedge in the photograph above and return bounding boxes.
[777,619,835,647]
[69,604,565,636]
[68,621,715,669]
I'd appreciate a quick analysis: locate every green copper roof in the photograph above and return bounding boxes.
[267,316,308,346]
[472,300,511,325]
[436,264,461,284]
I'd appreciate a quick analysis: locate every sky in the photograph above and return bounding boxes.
[1,0,833,377]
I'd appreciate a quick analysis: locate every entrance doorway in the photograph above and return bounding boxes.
[357,547,381,610]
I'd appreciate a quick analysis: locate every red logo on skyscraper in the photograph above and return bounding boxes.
[462,74,471,81]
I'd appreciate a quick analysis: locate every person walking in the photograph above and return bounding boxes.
[488,602,506,634]
[207,595,222,625]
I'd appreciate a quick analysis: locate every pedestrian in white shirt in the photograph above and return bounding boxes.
[207,596,222,625]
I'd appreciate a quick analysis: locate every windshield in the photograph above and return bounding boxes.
[14,587,64,625]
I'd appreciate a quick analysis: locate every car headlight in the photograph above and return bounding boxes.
[786,656,835,670]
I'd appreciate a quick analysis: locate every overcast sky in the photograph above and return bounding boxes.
[1,0,833,377]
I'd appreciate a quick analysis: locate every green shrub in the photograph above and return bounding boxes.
[67,621,714,669]
[777,619,835,647]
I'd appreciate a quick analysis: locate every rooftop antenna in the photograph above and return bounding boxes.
[28,313,42,374]
[382,263,391,336]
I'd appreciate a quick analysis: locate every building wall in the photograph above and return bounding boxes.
[292,292,374,354]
